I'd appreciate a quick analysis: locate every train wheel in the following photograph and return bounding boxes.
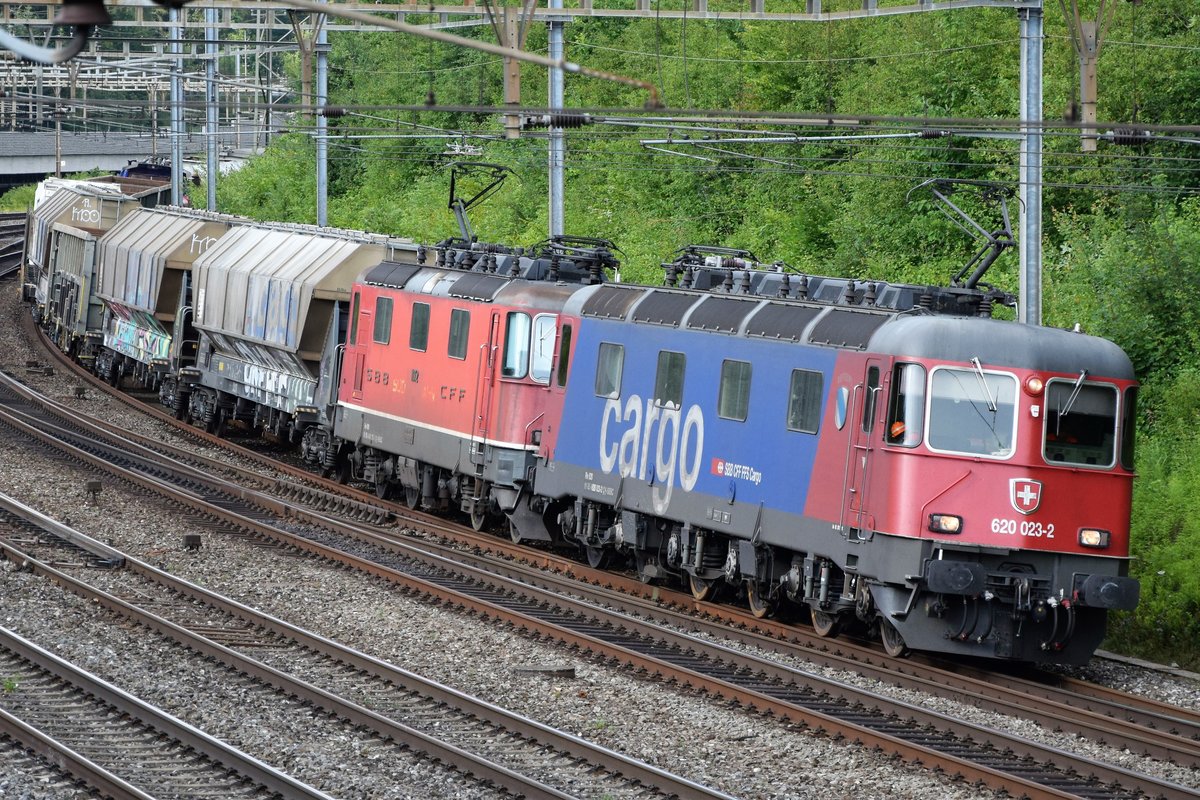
[689,575,715,602]
[374,479,393,500]
[745,580,776,620]
[811,609,841,638]
[508,520,523,544]
[404,484,420,510]
[469,500,488,532]
[634,551,659,584]
[879,619,910,658]
[585,545,611,570]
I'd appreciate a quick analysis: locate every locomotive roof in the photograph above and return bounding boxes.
[362,260,586,312]
[572,284,899,350]
[868,315,1135,379]
[569,284,1134,377]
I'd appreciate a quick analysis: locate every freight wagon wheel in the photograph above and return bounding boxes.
[745,580,776,619]
[810,609,841,638]
[879,619,910,658]
[403,484,420,510]
[689,575,716,602]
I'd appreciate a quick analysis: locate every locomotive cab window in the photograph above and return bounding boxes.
[502,312,531,378]
[448,308,470,360]
[410,302,430,352]
[530,315,557,384]
[718,360,751,421]
[862,366,880,433]
[886,363,926,447]
[595,342,624,398]
[787,369,823,434]
[1043,378,1118,468]
[373,296,393,344]
[556,324,573,388]
[349,291,361,345]
[655,351,686,408]
[1120,386,1137,470]
[927,366,1017,458]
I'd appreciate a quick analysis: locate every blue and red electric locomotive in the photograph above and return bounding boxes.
[327,240,1139,664]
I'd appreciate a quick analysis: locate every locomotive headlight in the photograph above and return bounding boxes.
[1024,376,1045,396]
[928,514,963,534]
[1079,528,1111,548]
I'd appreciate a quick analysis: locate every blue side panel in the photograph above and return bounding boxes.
[553,318,838,516]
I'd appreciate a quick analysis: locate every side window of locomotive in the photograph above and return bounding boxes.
[787,369,823,434]
[654,351,686,408]
[502,312,531,378]
[927,367,1017,457]
[556,325,573,388]
[885,362,926,447]
[409,302,430,352]
[373,296,393,344]
[1120,386,1137,470]
[862,366,881,433]
[349,292,361,345]
[718,360,751,422]
[1043,380,1118,467]
[595,342,624,398]
[530,315,557,384]
[448,308,470,360]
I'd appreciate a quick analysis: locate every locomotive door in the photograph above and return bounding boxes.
[349,302,370,404]
[469,312,501,471]
[842,360,882,537]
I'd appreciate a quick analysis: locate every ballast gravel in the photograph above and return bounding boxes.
[2,285,1197,800]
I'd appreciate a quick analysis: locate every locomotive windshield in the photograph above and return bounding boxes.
[927,367,1017,457]
[1043,379,1118,467]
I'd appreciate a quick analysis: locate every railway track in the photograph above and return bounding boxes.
[0,211,26,279]
[0,625,331,800]
[2,370,1197,800]
[20,330,1200,769]
[0,405,735,799]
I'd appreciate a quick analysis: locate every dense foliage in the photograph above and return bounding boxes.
[8,1,1200,665]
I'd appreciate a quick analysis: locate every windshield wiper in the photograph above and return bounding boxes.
[970,357,997,412]
[1059,369,1089,418]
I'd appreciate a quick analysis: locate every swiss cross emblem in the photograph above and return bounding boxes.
[1010,478,1043,515]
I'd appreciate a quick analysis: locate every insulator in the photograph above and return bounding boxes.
[864,282,877,307]
[843,280,857,305]
[978,297,993,318]
[317,106,346,118]
[740,270,752,293]
[796,274,809,300]
[549,254,561,282]
[664,263,679,286]
[1111,128,1151,147]
[779,273,791,298]
[681,266,695,289]
[523,113,592,129]
[416,245,427,265]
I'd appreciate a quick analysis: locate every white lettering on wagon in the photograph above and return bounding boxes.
[599,394,704,515]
